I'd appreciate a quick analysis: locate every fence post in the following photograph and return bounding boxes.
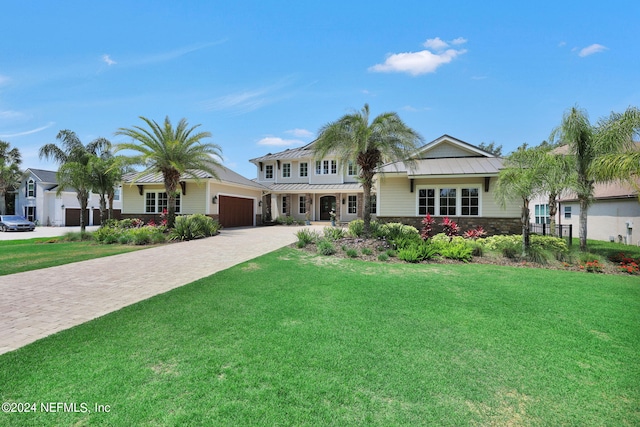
[568,224,572,246]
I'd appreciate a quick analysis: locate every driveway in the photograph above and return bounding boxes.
[0,226,100,241]
[0,225,324,355]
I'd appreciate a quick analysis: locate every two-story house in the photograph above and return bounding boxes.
[15,168,122,226]
[250,142,370,223]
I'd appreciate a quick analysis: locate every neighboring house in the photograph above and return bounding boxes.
[532,181,640,245]
[15,168,122,226]
[120,165,266,228]
[375,135,521,235]
[250,142,369,224]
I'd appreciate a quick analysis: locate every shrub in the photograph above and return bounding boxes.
[385,249,397,258]
[377,253,389,262]
[440,217,460,238]
[361,248,373,256]
[345,248,359,258]
[420,213,435,240]
[323,226,346,241]
[169,214,221,241]
[316,239,336,255]
[463,226,486,240]
[348,219,365,237]
[93,226,122,244]
[129,227,153,245]
[379,222,419,241]
[441,243,473,262]
[296,229,319,246]
[525,245,550,265]
[398,247,420,263]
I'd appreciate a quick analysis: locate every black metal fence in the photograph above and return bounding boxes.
[529,223,573,246]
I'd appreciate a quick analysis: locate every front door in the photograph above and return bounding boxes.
[319,196,336,220]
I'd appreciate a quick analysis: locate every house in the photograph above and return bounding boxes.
[532,181,640,245]
[250,142,369,224]
[251,134,521,235]
[375,135,521,234]
[15,168,122,226]
[120,165,266,228]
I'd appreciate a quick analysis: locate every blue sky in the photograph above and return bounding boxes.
[1,1,638,179]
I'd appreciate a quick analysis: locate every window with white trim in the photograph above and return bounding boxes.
[299,196,306,214]
[418,189,435,216]
[461,188,479,216]
[25,206,36,222]
[534,204,549,224]
[315,160,337,175]
[417,186,480,216]
[265,165,273,179]
[113,187,121,201]
[27,179,35,198]
[369,195,377,214]
[146,192,180,214]
[348,161,359,176]
[282,163,291,178]
[299,162,308,177]
[348,195,357,214]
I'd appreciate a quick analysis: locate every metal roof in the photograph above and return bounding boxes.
[379,157,504,176]
[122,165,268,190]
[265,183,362,193]
[249,141,316,163]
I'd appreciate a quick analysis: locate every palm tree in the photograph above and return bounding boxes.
[313,104,423,235]
[536,147,575,236]
[88,151,123,224]
[114,116,223,228]
[494,144,545,254]
[40,131,110,232]
[550,106,640,251]
[0,141,22,215]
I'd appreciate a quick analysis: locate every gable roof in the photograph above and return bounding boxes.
[122,164,267,191]
[559,180,639,202]
[25,168,58,183]
[378,135,503,177]
[249,141,316,163]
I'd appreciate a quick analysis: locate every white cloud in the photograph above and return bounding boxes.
[201,78,294,114]
[0,110,27,121]
[370,37,467,76]
[578,43,607,57]
[102,54,117,66]
[257,136,305,147]
[0,74,10,86]
[285,128,313,138]
[558,41,567,47]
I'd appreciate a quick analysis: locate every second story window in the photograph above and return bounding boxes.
[348,162,359,176]
[315,160,337,175]
[265,164,274,179]
[27,179,35,197]
[299,162,308,177]
[282,163,291,178]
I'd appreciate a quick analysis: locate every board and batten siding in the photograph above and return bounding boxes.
[377,175,519,218]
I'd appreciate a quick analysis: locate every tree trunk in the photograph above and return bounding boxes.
[0,190,6,215]
[579,197,589,252]
[164,172,180,229]
[521,198,530,256]
[99,194,107,226]
[77,191,89,233]
[108,189,114,220]
[548,193,557,237]
[362,176,373,236]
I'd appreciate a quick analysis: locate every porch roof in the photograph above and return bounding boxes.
[265,183,362,193]
[379,157,504,177]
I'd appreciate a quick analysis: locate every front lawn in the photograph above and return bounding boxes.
[0,237,149,276]
[1,248,638,426]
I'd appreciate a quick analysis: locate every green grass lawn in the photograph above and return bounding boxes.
[0,237,149,276]
[1,248,638,426]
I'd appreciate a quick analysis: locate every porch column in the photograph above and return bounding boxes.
[335,193,342,223]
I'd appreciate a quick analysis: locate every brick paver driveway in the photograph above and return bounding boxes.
[0,225,323,355]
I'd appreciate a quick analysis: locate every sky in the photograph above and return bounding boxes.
[1,1,639,179]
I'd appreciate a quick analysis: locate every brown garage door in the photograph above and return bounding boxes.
[219,196,253,228]
[65,209,82,226]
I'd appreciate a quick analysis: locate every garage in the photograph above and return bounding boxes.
[65,209,82,226]
[219,195,254,228]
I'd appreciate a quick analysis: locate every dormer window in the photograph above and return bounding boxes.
[265,164,274,179]
[282,163,291,178]
[315,160,337,175]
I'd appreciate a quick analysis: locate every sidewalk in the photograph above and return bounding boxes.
[0,225,323,355]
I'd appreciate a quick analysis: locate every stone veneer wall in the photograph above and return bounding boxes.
[376,216,522,236]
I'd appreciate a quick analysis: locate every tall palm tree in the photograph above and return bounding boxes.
[88,150,123,224]
[0,141,22,215]
[536,146,575,236]
[39,130,110,232]
[550,106,640,251]
[114,116,223,228]
[313,104,423,235]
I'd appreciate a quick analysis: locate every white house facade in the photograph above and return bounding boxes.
[15,168,122,226]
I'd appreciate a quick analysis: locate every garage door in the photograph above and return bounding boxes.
[219,196,254,228]
[65,209,82,226]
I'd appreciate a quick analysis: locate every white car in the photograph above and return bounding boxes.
[0,215,36,232]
